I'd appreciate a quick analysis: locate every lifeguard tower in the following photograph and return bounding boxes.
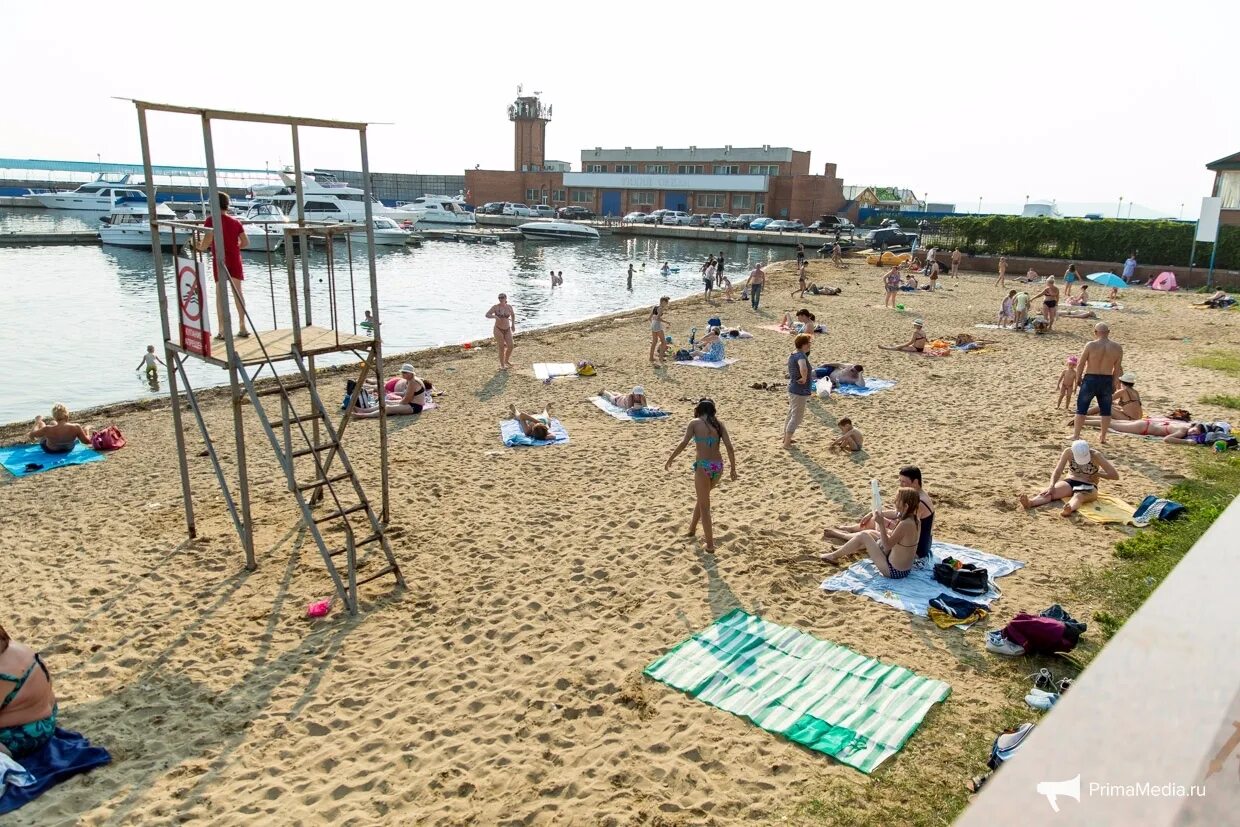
[131,100,404,614]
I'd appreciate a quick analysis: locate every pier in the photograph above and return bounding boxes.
[0,231,99,246]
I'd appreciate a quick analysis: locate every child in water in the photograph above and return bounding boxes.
[1056,356,1079,409]
[136,345,165,381]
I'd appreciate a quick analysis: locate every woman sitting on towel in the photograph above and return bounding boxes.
[1085,372,1141,419]
[819,487,921,578]
[1019,439,1119,517]
[508,403,554,441]
[780,310,827,335]
[600,386,647,410]
[0,623,57,758]
[693,327,726,362]
[825,465,935,559]
[355,363,432,417]
[27,404,91,454]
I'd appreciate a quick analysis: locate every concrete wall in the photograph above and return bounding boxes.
[947,253,1240,290]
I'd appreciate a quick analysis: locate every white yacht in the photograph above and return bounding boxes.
[99,196,180,249]
[395,194,476,227]
[351,217,416,246]
[516,221,600,241]
[32,175,148,211]
[237,202,289,253]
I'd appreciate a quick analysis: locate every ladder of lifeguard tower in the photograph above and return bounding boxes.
[235,349,405,614]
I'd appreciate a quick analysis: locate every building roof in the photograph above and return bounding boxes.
[581,146,796,163]
[1206,151,1240,171]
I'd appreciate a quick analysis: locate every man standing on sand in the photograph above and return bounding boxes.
[1122,253,1137,283]
[783,334,814,448]
[747,263,766,310]
[950,248,962,278]
[1073,322,1124,444]
[924,247,938,276]
[995,254,1008,287]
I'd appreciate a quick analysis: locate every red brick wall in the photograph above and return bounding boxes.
[513,119,547,172]
[1221,209,1240,227]
[790,151,811,176]
[465,170,564,206]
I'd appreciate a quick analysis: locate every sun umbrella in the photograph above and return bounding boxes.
[1087,272,1128,289]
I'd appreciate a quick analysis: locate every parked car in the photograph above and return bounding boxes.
[748,216,775,230]
[689,214,708,226]
[530,204,555,218]
[808,215,854,233]
[556,205,595,220]
[477,202,505,215]
[503,203,532,217]
[863,226,917,249]
[661,211,692,226]
[766,219,806,232]
[731,213,762,228]
[643,209,671,224]
[706,213,734,228]
[623,211,648,223]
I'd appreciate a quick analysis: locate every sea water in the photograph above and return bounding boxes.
[0,208,783,425]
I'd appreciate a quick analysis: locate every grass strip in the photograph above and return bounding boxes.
[1200,393,1240,410]
[1188,350,1240,378]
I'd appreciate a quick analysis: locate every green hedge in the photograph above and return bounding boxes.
[921,216,1238,270]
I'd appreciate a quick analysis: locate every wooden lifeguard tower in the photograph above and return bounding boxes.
[131,100,404,614]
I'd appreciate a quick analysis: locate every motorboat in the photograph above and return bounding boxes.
[350,217,416,246]
[237,202,288,253]
[268,169,418,224]
[395,194,476,227]
[516,221,600,241]
[33,176,149,211]
[98,196,180,249]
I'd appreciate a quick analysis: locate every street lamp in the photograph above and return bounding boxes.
[1117,196,1123,219]
[1179,202,1184,220]
[978,196,983,214]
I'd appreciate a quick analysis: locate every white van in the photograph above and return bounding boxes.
[661,210,692,226]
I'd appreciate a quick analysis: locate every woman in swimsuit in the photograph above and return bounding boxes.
[820,487,921,578]
[1031,276,1061,331]
[825,465,935,559]
[0,623,57,758]
[881,319,928,352]
[600,386,647,410]
[1063,264,1079,298]
[507,403,554,441]
[355,363,432,418]
[1019,439,1119,517]
[27,404,91,454]
[485,293,516,370]
[1086,372,1141,419]
[648,301,671,364]
[664,398,738,553]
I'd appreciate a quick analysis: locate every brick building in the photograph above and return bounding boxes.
[464,93,848,221]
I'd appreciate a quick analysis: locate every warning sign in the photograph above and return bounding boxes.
[177,257,212,357]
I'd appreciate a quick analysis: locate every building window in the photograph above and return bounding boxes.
[614,164,635,174]
[586,164,606,173]
[697,193,725,209]
[526,188,541,202]
[755,202,766,214]
[552,190,565,202]
[732,194,751,210]
[571,189,594,203]
[630,191,655,206]
[714,165,739,175]
[749,164,778,176]
[677,164,704,175]
[646,164,669,174]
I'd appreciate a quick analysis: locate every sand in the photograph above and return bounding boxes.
[2,258,1237,825]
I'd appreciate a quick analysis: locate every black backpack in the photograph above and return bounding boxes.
[933,559,990,596]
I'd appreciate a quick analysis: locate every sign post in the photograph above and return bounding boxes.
[1196,197,1223,291]
[177,256,212,358]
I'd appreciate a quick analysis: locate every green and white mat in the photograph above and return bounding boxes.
[644,609,951,773]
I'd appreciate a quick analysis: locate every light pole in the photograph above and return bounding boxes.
[1127,202,1134,219]
[1179,202,1184,220]
[978,196,983,214]
[1117,196,1123,219]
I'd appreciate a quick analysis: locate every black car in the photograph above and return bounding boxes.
[477,202,505,215]
[808,215,854,233]
[557,206,595,220]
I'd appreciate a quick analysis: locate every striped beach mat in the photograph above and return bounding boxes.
[644,609,950,773]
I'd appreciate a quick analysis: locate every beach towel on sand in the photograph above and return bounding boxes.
[532,363,578,381]
[0,443,104,477]
[672,357,738,369]
[589,396,670,422]
[0,729,111,815]
[830,378,896,397]
[644,608,950,774]
[1086,301,1123,310]
[499,418,570,447]
[1062,493,1137,525]
[821,541,1023,617]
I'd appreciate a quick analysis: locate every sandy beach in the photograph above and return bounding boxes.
[2,258,1237,825]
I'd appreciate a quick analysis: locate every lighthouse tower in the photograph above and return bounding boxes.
[508,86,551,172]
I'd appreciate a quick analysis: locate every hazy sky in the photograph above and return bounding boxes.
[7,2,1236,216]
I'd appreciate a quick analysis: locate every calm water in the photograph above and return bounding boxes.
[0,208,782,425]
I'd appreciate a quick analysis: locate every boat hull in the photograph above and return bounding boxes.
[32,194,114,211]
[99,226,183,249]
[516,222,600,241]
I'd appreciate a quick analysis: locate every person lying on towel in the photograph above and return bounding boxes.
[600,386,648,410]
[507,403,554,441]
[27,404,91,454]
[0,623,57,758]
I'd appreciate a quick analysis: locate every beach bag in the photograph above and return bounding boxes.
[91,425,126,451]
[673,348,694,362]
[575,361,596,377]
[1131,495,1187,526]
[933,559,990,596]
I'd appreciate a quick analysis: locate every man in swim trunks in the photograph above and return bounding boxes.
[485,293,516,370]
[1072,322,1124,444]
[950,248,962,278]
[27,404,91,454]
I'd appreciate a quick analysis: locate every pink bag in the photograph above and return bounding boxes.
[91,425,127,451]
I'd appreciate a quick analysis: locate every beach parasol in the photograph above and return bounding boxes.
[1087,272,1128,289]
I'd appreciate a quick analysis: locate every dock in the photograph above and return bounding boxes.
[419,228,520,243]
[609,223,855,248]
[0,231,100,247]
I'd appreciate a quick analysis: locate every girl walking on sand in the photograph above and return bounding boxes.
[665,398,738,553]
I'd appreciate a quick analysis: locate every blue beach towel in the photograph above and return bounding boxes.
[820,541,1024,617]
[0,729,111,816]
[0,443,104,477]
[500,418,570,447]
[832,379,896,397]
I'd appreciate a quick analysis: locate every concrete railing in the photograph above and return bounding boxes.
[956,493,1240,826]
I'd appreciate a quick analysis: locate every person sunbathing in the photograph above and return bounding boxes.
[900,273,918,291]
[806,282,841,296]
[27,404,91,454]
[819,487,921,578]
[1085,372,1141,419]
[1197,290,1235,308]
[825,465,935,559]
[781,309,826,334]
[1076,410,1193,437]
[355,364,432,417]
[600,386,647,410]
[1163,421,1232,445]
[1018,439,1119,517]
[816,363,865,387]
[0,623,57,758]
[693,327,726,362]
[880,319,928,352]
[507,403,554,440]
[952,333,997,351]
